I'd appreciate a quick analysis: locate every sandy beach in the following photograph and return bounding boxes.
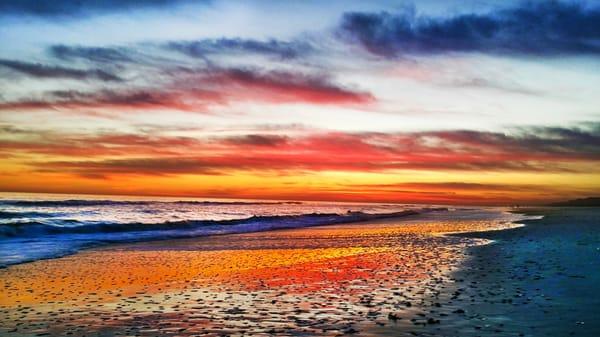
[2,1,598,335]
[0,209,527,337]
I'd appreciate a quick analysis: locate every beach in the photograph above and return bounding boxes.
[371,207,600,337]
[2,1,598,335]
[0,208,519,336]
[441,207,600,336]
[1,207,598,336]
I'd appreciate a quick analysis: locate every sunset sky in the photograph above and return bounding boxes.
[0,0,599,205]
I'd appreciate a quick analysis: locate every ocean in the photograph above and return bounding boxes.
[0,192,451,266]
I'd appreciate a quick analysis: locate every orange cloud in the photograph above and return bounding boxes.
[1,124,598,204]
[0,124,596,178]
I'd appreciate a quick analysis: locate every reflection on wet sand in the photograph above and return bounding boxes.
[1,213,520,336]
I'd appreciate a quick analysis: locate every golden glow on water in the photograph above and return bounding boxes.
[0,213,530,336]
[0,247,384,306]
[0,217,506,307]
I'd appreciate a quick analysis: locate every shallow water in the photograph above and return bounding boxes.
[0,192,438,266]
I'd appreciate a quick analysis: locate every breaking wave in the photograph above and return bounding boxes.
[0,208,445,266]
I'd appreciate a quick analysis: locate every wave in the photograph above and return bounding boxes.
[0,208,447,267]
[0,199,301,207]
[0,209,437,238]
[0,210,65,219]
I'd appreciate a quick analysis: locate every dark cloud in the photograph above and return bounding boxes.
[0,0,198,17]
[49,45,135,63]
[167,38,312,59]
[0,128,203,157]
[222,134,289,147]
[37,158,224,177]
[338,2,600,57]
[0,124,31,135]
[0,89,214,112]
[50,90,174,106]
[203,67,375,104]
[354,182,542,192]
[0,59,122,81]
[429,125,600,160]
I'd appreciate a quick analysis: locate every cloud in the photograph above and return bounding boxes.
[327,181,599,205]
[222,134,289,147]
[0,59,122,81]
[0,124,31,134]
[430,126,600,161]
[0,128,204,157]
[27,151,570,178]
[167,38,312,60]
[0,66,373,112]
[49,45,135,63]
[354,182,542,192]
[0,89,216,112]
[0,0,198,18]
[201,67,375,105]
[449,77,543,96]
[338,2,600,57]
[35,158,226,177]
[7,123,598,177]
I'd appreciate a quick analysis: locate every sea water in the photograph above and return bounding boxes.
[0,192,447,266]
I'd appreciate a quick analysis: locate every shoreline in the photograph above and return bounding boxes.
[0,208,439,268]
[372,207,600,337]
[0,208,553,336]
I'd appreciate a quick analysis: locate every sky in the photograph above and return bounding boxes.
[0,0,599,205]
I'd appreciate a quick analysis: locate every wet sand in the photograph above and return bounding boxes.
[1,209,524,336]
[368,207,600,337]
